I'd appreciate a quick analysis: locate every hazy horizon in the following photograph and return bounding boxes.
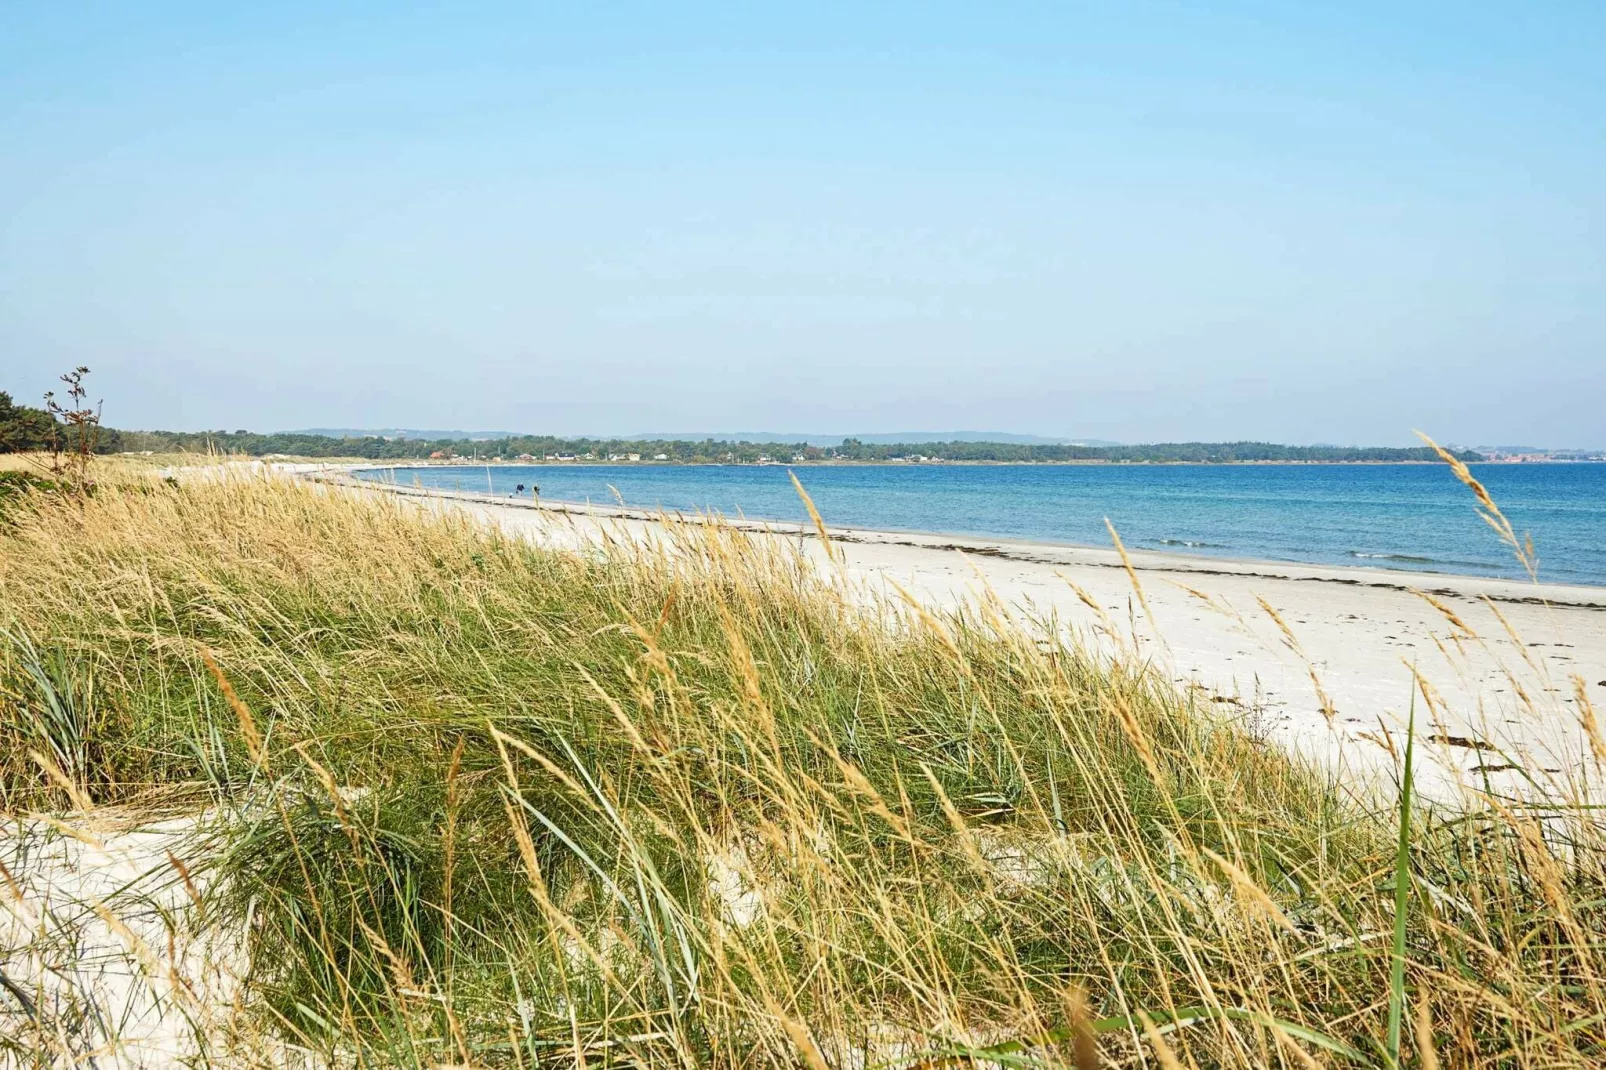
[4,4,1603,446]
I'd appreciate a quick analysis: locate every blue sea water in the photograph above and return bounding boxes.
[356,462,1606,587]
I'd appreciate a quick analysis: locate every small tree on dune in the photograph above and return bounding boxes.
[40,366,103,499]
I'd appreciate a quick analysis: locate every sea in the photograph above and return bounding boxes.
[354,462,1606,587]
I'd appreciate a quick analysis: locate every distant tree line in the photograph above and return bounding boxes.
[1,376,1485,464]
[0,392,57,452]
[13,423,1485,464]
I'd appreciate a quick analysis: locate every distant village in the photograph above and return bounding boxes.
[1474,446,1606,463]
[430,448,932,465]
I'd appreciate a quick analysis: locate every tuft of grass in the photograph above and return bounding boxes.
[1386,687,1416,1067]
[0,469,1603,1066]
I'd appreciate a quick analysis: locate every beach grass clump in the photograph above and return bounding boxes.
[1,471,1604,1066]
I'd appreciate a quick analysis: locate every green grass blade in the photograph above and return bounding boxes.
[1386,684,1417,1066]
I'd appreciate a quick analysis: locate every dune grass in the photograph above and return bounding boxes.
[1,470,1604,1067]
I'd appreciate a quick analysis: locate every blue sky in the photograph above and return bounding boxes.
[2,2,1602,445]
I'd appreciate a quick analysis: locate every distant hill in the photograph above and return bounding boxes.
[629,431,1121,447]
[1474,444,1605,454]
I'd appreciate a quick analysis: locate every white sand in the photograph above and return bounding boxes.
[0,810,246,1068]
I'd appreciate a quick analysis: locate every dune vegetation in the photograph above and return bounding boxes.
[1,464,1604,1067]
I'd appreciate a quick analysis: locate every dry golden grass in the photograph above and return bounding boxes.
[0,468,1602,1067]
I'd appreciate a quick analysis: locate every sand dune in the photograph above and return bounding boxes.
[344,473,1606,803]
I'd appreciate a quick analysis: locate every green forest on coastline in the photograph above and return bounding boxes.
[2,386,1482,463]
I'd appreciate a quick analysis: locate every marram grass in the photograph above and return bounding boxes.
[1,471,1604,1067]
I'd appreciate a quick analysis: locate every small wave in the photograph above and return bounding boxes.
[1154,538,1229,549]
[1348,551,1436,564]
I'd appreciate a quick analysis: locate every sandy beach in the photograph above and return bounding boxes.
[326,468,1606,803]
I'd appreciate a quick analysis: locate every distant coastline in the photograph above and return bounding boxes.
[88,424,1497,465]
[355,456,1546,468]
[333,470,1606,598]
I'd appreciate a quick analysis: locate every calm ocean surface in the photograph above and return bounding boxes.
[357,463,1606,587]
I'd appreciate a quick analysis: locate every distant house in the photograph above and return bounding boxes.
[517,453,535,461]
[627,453,642,462]
[653,453,669,461]
[429,450,450,460]
[792,454,805,462]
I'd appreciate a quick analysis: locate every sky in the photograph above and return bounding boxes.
[2,2,1603,446]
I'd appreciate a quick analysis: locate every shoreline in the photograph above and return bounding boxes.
[308,466,1606,800]
[337,466,1606,604]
